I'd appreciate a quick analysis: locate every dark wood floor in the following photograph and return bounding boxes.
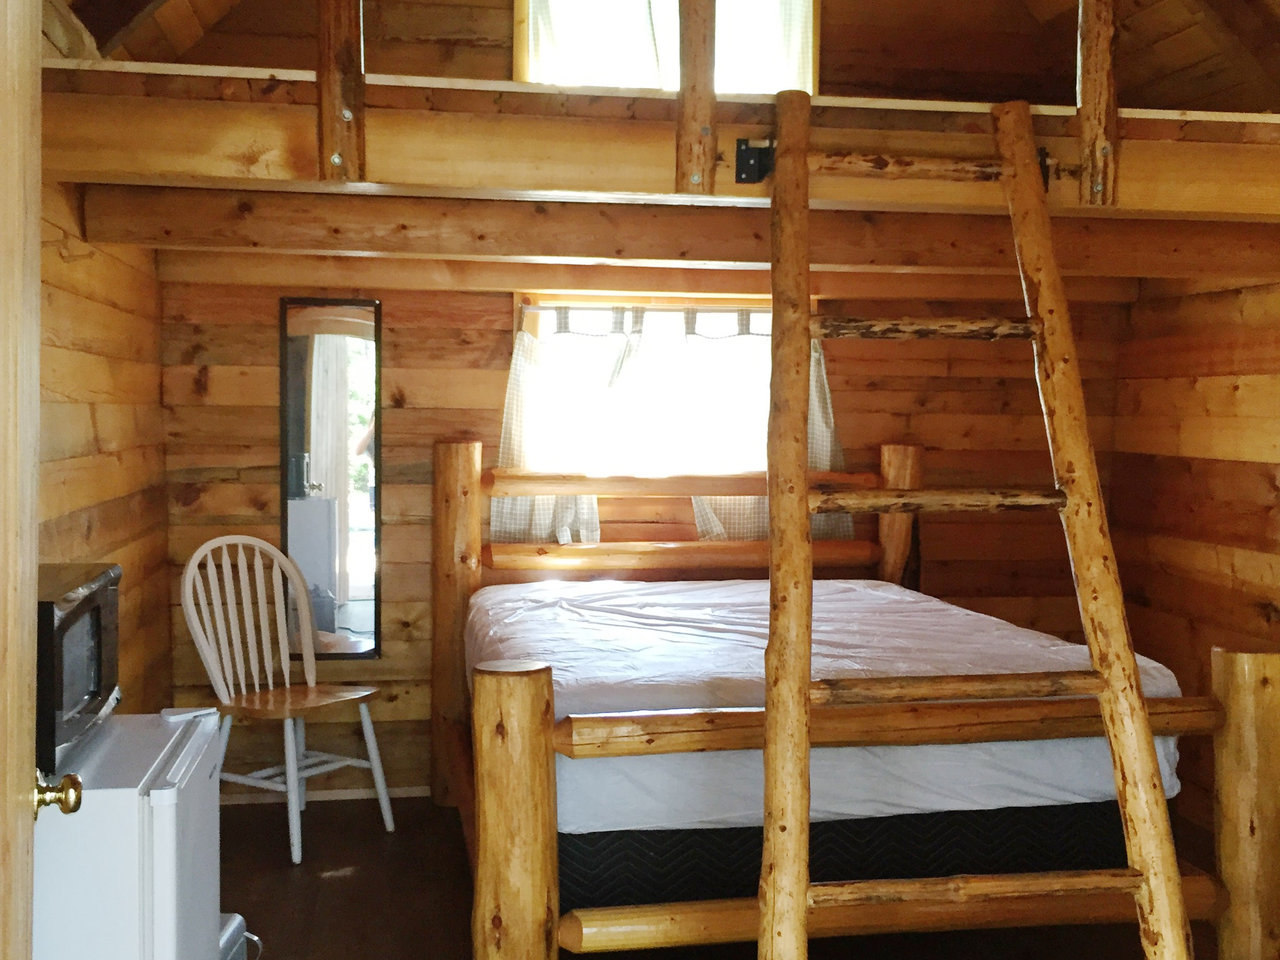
[222,797,1202,960]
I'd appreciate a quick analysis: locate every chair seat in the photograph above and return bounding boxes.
[221,683,378,720]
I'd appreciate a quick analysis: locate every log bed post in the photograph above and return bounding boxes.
[1213,649,1280,960]
[877,443,924,584]
[1078,0,1118,205]
[472,661,558,960]
[431,440,483,804]
[760,87,814,960]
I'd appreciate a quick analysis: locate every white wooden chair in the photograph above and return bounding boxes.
[181,534,394,863]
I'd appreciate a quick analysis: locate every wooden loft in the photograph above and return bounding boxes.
[41,62,1280,222]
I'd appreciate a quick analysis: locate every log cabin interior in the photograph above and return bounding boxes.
[6,0,1280,957]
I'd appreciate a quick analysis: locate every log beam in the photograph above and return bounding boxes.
[155,251,1142,302]
[486,469,880,499]
[559,872,1223,952]
[810,669,1105,706]
[813,316,1034,340]
[1078,0,1118,205]
[83,185,1280,281]
[551,696,1222,759]
[1213,649,1280,960]
[482,539,880,572]
[760,87,813,960]
[675,0,716,194]
[316,0,366,181]
[430,441,482,804]
[813,487,1066,514]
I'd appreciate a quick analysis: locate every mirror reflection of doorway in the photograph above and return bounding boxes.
[280,298,380,658]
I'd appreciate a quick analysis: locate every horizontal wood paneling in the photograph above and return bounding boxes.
[39,181,170,713]
[1112,280,1280,833]
[164,282,508,790]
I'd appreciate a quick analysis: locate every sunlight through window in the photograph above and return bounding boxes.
[524,0,814,94]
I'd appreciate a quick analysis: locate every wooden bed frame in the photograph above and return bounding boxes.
[429,438,1279,958]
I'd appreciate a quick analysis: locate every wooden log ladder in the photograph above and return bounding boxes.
[759,92,1193,960]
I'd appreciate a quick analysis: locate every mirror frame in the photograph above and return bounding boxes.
[278,296,383,660]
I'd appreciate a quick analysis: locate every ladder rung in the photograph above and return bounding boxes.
[558,869,1222,952]
[808,869,1142,909]
[810,487,1066,514]
[810,670,1105,706]
[812,316,1035,341]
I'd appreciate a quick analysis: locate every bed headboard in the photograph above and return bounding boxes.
[428,440,924,802]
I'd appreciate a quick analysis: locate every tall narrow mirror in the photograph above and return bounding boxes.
[280,297,381,659]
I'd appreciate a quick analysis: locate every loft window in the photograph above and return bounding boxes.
[520,0,815,94]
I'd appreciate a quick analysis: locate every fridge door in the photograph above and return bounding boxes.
[145,711,222,960]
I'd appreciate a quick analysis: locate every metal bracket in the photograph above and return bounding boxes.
[1037,147,1052,192]
[735,138,775,184]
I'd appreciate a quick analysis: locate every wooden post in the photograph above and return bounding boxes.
[431,441,482,803]
[760,87,813,960]
[1213,649,1280,960]
[676,0,717,194]
[472,661,558,960]
[876,444,923,583]
[317,0,365,181]
[1078,0,1118,205]
[993,99,1191,960]
[0,0,39,957]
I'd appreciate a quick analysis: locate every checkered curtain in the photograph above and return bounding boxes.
[692,340,852,540]
[490,329,602,543]
[489,318,850,544]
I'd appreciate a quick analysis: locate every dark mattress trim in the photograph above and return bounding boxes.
[558,801,1127,912]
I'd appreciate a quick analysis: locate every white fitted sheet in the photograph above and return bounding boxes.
[465,578,1181,833]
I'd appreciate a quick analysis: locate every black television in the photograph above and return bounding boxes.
[36,563,122,776]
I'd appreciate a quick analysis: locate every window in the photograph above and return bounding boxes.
[492,304,849,543]
[521,0,815,95]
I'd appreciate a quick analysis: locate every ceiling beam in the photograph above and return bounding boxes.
[156,251,1140,302]
[85,184,1280,281]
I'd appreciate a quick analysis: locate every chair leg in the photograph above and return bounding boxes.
[295,717,306,811]
[358,702,395,832]
[282,718,303,864]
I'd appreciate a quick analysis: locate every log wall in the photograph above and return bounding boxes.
[161,278,1124,789]
[163,281,509,792]
[823,299,1124,643]
[175,0,513,78]
[1111,281,1280,838]
[39,183,171,713]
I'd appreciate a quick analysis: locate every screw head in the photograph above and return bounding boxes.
[330,153,343,166]
[1092,181,1104,193]
[690,172,703,185]
[341,108,354,122]
[1100,144,1111,156]
[701,125,711,136]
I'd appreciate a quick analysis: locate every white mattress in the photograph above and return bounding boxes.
[465,578,1181,834]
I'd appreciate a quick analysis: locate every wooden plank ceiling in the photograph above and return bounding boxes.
[63,0,1280,112]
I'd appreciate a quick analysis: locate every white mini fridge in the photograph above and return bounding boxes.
[34,711,224,960]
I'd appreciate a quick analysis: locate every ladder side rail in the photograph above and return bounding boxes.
[993,98,1192,960]
[759,87,814,960]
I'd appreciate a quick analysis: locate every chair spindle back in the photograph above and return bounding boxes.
[182,535,317,702]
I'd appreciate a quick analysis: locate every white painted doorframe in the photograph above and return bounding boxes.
[1,0,42,956]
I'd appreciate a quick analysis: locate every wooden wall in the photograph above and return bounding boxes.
[163,281,509,792]
[823,299,1124,643]
[176,0,513,78]
[1111,282,1280,839]
[39,183,170,713]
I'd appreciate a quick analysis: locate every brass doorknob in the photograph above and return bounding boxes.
[33,773,82,819]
